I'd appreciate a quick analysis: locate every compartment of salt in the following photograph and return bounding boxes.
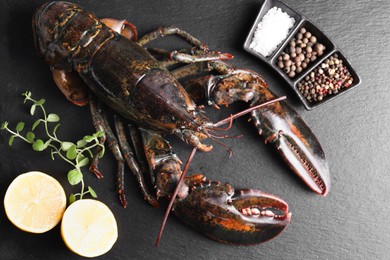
[249,7,295,57]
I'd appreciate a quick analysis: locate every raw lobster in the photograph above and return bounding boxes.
[32,1,330,245]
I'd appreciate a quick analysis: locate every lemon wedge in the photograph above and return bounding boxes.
[4,171,67,233]
[61,199,118,258]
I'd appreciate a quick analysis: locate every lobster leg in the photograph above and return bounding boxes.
[114,116,159,208]
[128,124,156,186]
[89,98,106,179]
[89,99,128,207]
[170,62,212,80]
[137,26,208,50]
[101,23,230,65]
[146,47,232,64]
[137,128,184,199]
[136,27,233,65]
[136,128,291,245]
[90,103,161,208]
[180,60,330,195]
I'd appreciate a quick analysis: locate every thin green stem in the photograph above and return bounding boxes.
[3,128,32,143]
[47,144,76,167]
[24,95,60,143]
[38,105,61,144]
[79,179,85,199]
[77,141,101,157]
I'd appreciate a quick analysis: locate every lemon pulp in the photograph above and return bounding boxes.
[4,171,67,233]
[61,199,118,258]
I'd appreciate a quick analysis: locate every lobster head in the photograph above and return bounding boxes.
[173,182,291,245]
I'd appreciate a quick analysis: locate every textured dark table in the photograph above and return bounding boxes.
[0,0,388,259]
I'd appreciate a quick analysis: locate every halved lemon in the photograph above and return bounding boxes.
[61,199,118,258]
[4,171,66,233]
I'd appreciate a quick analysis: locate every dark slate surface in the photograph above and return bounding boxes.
[0,0,388,259]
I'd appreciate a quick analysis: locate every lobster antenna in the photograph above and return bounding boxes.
[155,147,198,247]
[209,135,233,157]
[211,114,233,131]
[207,128,242,139]
[213,96,287,128]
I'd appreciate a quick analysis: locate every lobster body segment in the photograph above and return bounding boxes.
[32,1,331,246]
[82,36,198,134]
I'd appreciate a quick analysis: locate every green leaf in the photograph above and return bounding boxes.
[61,142,74,151]
[66,144,77,160]
[93,131,104,138]
[1,121,8,130]
[30,104,36,115]
[35,99,45,106]
[76,139,87,148]
[69,194,76,204]
[47,113,60,122]
[32,119,41,130]
[53,123,61,135]
[76,153,85,163]
[43,139,52,149]
[88,186,97,198]
[16,122,25,132]
[32,139,45,151]
[8,135,15,146]
[67,169,83,185]
[77,157,90,167]
[26,131,35,142]
[83,135,94,143]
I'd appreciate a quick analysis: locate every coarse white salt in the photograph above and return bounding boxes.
[249,7,295,57]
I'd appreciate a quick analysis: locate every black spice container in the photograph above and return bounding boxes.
[244,0,361,110]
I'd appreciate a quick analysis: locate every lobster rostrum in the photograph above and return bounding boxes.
[32,1,329,245]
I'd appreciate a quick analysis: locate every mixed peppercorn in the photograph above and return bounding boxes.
[297,53,354,103]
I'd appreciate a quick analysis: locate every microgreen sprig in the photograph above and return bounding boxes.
[1,91,105,203]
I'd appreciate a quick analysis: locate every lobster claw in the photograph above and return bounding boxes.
[173,182,291,245]
[256,101,330,196]
[206,68,330,196]
[136,126,291,245]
